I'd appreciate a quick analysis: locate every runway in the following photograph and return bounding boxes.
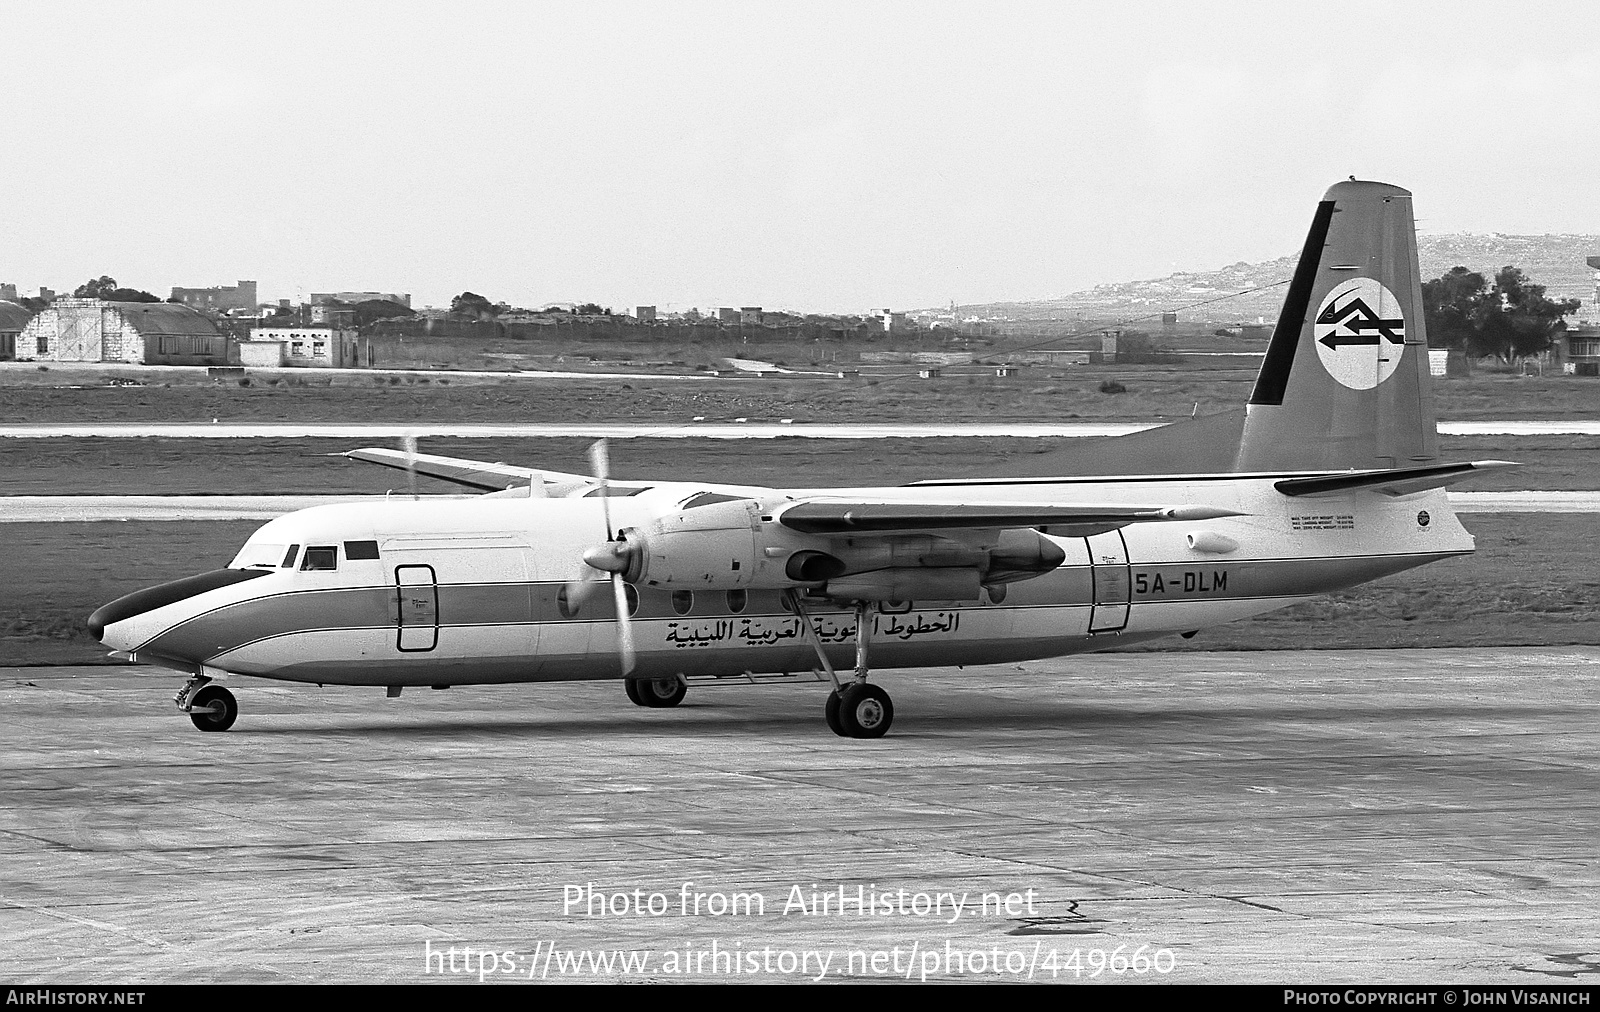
[3,420,1599,439]
[2,491,1595,522]
[2,648,1596,983]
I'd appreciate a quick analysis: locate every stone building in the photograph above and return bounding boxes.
[17,299,225,365]
[0,300,34,359]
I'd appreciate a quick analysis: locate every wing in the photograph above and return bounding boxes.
[775,499,1244,537]
[341,447,593,493]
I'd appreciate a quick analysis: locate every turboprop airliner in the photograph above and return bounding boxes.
[90,180,1511,738]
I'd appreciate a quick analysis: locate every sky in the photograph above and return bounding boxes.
[4,1,1597,312]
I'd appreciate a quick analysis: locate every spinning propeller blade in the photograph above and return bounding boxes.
[585,439,635,674]
[401,433,418,501]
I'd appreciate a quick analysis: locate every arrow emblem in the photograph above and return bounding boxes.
[1316,296,1404,349]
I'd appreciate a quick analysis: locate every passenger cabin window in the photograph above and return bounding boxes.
[671,590,694,615]
[726,589,747,613]
[301,546,338,571]
[344,540,380,560]
[557,585,578,619]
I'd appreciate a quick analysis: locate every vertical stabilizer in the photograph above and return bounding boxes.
[1235,180,1438,472]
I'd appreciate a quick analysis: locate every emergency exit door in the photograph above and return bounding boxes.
[395,565,438,651]
[1085,530,1130,633]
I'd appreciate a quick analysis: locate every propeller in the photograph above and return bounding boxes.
[580,439,636,675]
[401,432,418,501]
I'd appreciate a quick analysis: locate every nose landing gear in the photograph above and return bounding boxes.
[176,677,238,732]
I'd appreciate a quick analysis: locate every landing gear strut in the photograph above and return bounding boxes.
[176,676,238,732]
[791,593,894,739]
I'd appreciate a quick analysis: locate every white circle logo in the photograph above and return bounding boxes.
[1312,277,1406,390]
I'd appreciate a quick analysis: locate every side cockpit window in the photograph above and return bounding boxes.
[344,540,380,560]
[281,545,300,568]
[301,546,338,571]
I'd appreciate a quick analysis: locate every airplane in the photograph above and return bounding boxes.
[89,179,1513,739]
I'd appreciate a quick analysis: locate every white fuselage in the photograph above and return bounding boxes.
[96,475,1473,687]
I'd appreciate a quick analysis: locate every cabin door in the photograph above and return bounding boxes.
[395,564,439,651]
[1085,530,1131,634]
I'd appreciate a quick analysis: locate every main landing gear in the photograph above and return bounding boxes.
[176,676,237,732]
[625,675,688,708]
[790,592,894,739]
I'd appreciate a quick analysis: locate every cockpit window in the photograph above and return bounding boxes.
[344,540,380,560]
[681,492,751,510]
[583,486,652,497]
[230,543,286,570]
[281,545,300,568]
[301,546,338,571]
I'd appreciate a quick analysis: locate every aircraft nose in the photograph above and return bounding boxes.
[88,569,270,642]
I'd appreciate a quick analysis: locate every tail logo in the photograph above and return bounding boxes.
[1313,277,1406,390]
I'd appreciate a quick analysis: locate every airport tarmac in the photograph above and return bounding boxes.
[4,420,1599,438]
[3,490,1595,522]
[2,648,1596,984]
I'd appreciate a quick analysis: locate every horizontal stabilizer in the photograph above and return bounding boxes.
[777,500,1242,534]
[1273,460,1518,498]
[341,448,590,492]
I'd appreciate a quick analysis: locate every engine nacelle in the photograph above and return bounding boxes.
[825,568,983,602]
[628,498,1069,595]
[634,498,762,589]
[632,496,821,590]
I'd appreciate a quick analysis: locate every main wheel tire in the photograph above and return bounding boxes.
[189,685,238,732]
[638,676,687,708]
[824,690,846,736]
[837,683,893,739]
[624,679,645,706]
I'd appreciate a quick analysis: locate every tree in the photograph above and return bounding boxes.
[1422,265,1578,364]
[449,292,497,320]
[1489,266,1579,362]
[353,299,415,328]
[73,276,120,298]
[72,276,159,302]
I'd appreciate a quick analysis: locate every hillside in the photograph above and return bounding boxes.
[961,234,1600,324]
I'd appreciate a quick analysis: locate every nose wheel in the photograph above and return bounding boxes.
[177,679,238,732]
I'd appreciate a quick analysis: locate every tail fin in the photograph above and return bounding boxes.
[1234,180,1438,472]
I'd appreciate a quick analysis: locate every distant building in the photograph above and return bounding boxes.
[717,307,739,324]
[635,305,657,323]
[248,327,357,368]
[0,283,17,302]
[740,306,764,325]
[872,309,909,333]
[171,280,258,315]
[1555,322,1600,376]
[310,291,411,308]
[1587,255,1600,325]
[309,304,357,327]
[0,300,34,359]
[18,298,225,365]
